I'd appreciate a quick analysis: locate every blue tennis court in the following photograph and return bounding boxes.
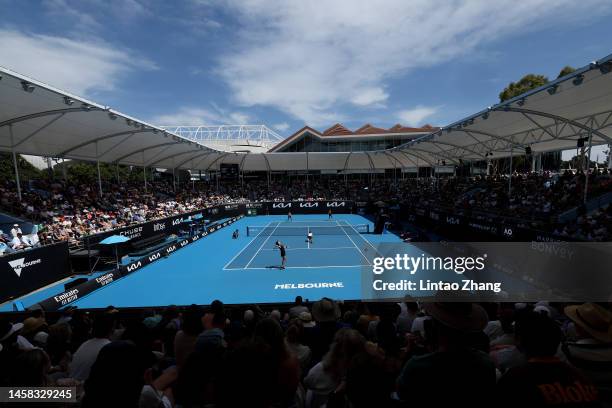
[224,219,379,270]
[2,214,403,310]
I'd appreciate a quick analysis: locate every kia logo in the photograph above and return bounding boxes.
[300,203,319,208]
[272,203,292,208]
[327,202,345,207]
[126,261,142,272]
[446,217,460,225]
[148,253,161,262]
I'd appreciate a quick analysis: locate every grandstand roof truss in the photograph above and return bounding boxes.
[0,53,611,178]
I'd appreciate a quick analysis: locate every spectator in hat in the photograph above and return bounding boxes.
[10,224,22,238]
[0,320,36,352]
[497,312,601,407]
[396,301,496,407]
[299,311,316,328]
[20,316,48,346]
[310,297,342,362]
[562,303,612,398]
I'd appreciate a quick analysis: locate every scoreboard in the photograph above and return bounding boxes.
[220,163,239,180]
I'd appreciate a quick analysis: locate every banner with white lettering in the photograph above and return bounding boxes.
[0,243,70,304]
[264,201,354,215]
[35,216,242,311]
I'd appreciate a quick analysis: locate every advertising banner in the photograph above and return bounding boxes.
[0,242,70,304]
[35,216,243,311]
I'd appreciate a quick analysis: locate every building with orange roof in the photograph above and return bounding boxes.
[269,123,438,153]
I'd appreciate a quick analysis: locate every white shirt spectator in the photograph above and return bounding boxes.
[10,225,22,238]
[11,235,30,250]
[69,338,111,381]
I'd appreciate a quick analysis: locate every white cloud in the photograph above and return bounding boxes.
[0,29,157,96]
[273,122,290,132]
[150,106,252,126]
[216,0,611,125]
[351,87,388,107]
[397,106,438,126]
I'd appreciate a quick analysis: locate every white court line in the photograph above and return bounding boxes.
[245,221,280,268]
[224,264,370,271]
[259,246,357,251]
[223,221,272,270]
[342,225,372,265]
[340,220,382,257]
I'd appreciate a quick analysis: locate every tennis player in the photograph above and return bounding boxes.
[287,211,292,221]
[275,240,287,269]
[306,230,313,245]
[328,209,333,219]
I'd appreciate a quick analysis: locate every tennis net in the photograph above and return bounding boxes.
[246,224,369,236]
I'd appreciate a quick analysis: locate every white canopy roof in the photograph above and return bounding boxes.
[1,53,611,172]
[390,54,612,166]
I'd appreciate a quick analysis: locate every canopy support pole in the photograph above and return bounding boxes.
[584,131,593,204]
[143,152,147,193]
[173,167,176,192]
[9,125,22,201]
[96,142,102,196]
[608,144,612,170]
[508,145,513,196]
[306,152,309,187]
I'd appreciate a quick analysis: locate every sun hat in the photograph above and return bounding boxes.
[21,317,47,336]
[423,301,488,332]
[312,297,341,322]
[299,311,316,327]
[564,303,612,343]
[0,321,24,342]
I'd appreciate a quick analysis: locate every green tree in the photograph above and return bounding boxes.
[0,152,43,183]
[499,74,549,102]
[557,65,576,78]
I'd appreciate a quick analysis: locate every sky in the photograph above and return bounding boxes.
[0,0,611,160]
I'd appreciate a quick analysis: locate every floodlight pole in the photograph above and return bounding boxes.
[9,125,22,201]
[583,131,593,204]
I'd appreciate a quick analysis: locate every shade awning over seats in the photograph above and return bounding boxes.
[1,53,611,172]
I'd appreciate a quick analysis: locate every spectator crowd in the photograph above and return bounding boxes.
[0,297,610,407]
[0,168,610,256]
